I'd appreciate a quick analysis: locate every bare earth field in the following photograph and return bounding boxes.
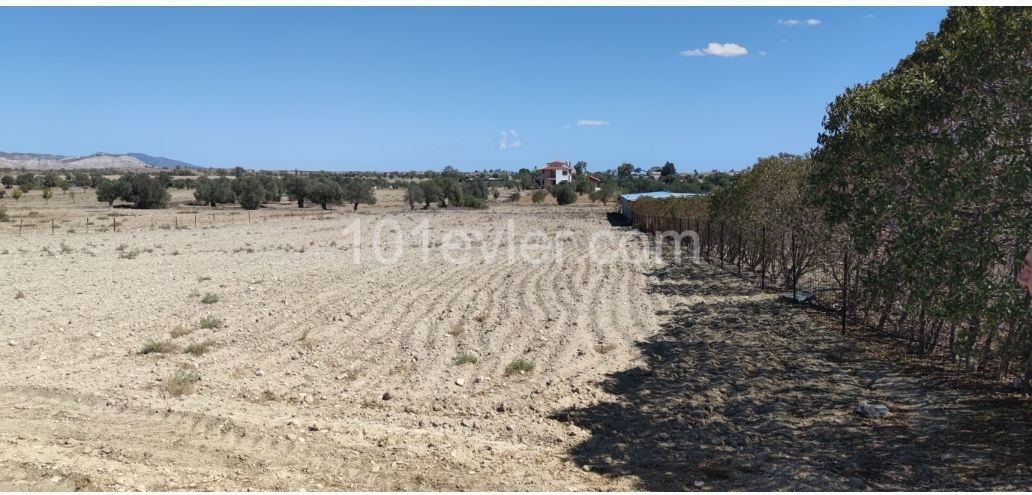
[0,190,1029,490]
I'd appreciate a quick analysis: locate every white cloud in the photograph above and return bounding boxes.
[863,14,876,19]
[576,119,610,127]
[497,129,523,150]
[779,18,821,27]
[680,42,748,58]
[759,50,767,56]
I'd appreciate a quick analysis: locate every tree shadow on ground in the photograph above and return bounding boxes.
[606,212,631,227]
[553,261,1032,490]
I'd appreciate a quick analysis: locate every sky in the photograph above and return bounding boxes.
[0,7,947,172]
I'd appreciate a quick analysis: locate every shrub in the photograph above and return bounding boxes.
[199,316,224,329]
[552,183,577,205]
[235,176,266,210]
[200,293,220,304]
[448,321,465,336]
[184,340,215,356]
[12,188,22,201]
[139,340,179,355]
[505,358,535,375]
[531,190,547,204]
[454,352,478,365]
[404,183,424,210]
[163,369,200,397]
[193,176,235,207]
[41,187,53,203]
[459,196,487,209]
[508,192,521,203]
[0,206,7,223]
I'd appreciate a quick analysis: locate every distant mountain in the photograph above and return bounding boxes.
[127,153,202,170]
[0,150,202,171]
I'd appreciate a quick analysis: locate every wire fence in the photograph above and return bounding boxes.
[633,213,855,333]
[630,209,1031,387]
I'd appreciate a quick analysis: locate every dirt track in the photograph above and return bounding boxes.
[0,201,1029,490]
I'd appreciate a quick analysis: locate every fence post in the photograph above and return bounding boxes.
[175,216,178,229]
[842,248,849,334]
[51,219,55,235]
[19,219,23,235]
[760,226,766,290]
[113,217,117,233]
[195,213,198,228]
[86,217,89,233]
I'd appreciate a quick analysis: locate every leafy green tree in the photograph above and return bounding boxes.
[17,173,35,191]
[1,175,13,189]
[283,175,310,208]
[96,179,129,207]
[552,182,577,205]
[121,173,171,209]
[308,180,342,209]
[258,175,283,203]
[419,181,442,209]
[404,183,424,210]
[661,161,676,177]
[194,176,235,207]
[235,176,266,210]
[598,182,620,205]
[574,177,596,196]
[343,179,376,211]
[616,163,634,178]
[809,7,1032,378]
[574,161,587,175]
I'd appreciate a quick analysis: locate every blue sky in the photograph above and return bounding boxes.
[0,7,946,172]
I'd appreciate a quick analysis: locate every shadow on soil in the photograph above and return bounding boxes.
[553,261,1032,490]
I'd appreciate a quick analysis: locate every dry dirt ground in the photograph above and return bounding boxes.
[0,191,1029,490]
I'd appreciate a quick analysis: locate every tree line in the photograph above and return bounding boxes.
[632,8,1032,388]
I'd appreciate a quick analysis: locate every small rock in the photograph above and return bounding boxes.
[693,480,704,488]
[7,340,14,347]
[455,378,465,386]
[847,477,865,489]
[382,391,393,401]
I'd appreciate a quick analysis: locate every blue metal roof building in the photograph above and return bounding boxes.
[618,191,702,220]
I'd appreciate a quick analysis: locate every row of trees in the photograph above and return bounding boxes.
[403,176,490,210]
[631,8,1032,387]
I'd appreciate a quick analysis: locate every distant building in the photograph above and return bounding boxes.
[618,191,702,220]
[539,160,573,187]
[586,174,601,185]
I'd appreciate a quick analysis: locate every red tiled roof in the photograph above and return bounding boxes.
[541,161,572,171]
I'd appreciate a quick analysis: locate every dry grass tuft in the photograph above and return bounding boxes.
[504,358,535,376]
[448,321,465,337]
[170,326,194,339]
[139,340,179,355]
[163,369,201,397]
